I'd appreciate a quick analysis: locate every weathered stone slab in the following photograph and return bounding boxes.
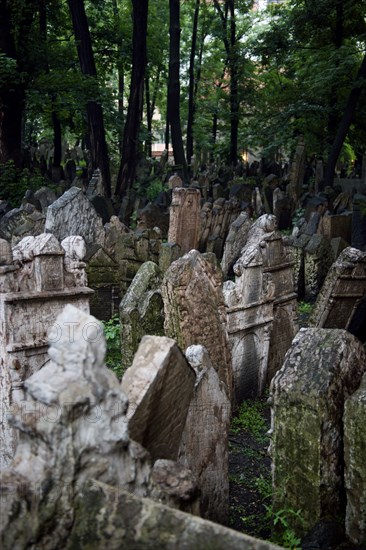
[120,261,164,373]
[178,345,231,524]
[270,328,366,536]
[168,188,201,254]
[321,213,352,243]
[0,236,93,468]
[221,211,252,279]
[162,250,232,398]
[344,374,366,544]
[352,193,366,251]
[121,335,196,461]
[45,186,105,245]
[309,247,366,337]
[304,234,334,301]
[224,215,297,400]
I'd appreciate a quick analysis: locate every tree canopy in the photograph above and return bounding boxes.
[1,0,366,198]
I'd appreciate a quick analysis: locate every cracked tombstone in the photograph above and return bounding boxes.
[162,249,232,399]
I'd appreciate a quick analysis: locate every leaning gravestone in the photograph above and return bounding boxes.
[270,328,366,536]
[178,345,231,525]
[45,186,105,245]
[121,335,196,461]
[162,250,232,399]
[309,247,366,337]
[119,261,165,373]
[221,211,252,278]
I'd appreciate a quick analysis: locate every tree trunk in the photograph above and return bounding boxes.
[0,0,24,167]
[145,71,152,158]
[168,0,188,182]
[324,53,366,187]
[67,0,111,197]
[115,0,149,198]
[228,0,238,166]
[186,0,200,166]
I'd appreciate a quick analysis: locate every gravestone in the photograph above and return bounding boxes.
[321,213,352,243]
[304,234,334,301]
[352,194,366,251]
[270,328,366,536]
[85,244,121,320]
[168,187,201,253]
[344,372,366,544]
[168,173,183,189]
[121,335,196,461]
[0,204,46,245]
[120,261,164,373]
[45,186,105,245]
[178,345,231,524]
[309,247,366,338]
[162,250,232,398]
[0,235,93,468]
[224,215,297,400]
[114,227,162,298]
[288,135,306,202]
[221,211,252,278]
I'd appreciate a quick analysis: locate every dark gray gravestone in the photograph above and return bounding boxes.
[352,194,366,251]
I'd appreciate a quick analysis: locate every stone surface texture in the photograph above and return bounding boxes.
[0,234,92,468]
[178,345,231,524]
[45,186,105,245]
[168,187,201,254]
[221,211,252,278]
[270,328,366,536]
[120,261,164,373]
[309,246,366,334]
[344,373,366,544]
[162,249,232,398]
[121,335,196,461]
[224,215,297,402]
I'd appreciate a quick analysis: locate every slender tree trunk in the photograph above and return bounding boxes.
[228,0,238,165]
[324,53,366,187]
[67,0,111,196]
[115,0,148,198]
[168,0,188,182]
[326,0,344,151]
[145,71,152,158]
[186,0,200,166]
[0,0,24,167]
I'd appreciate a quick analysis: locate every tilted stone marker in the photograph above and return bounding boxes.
[168,187,201,254]
[270,328,366,536]
[309,247,366,339]
[162,249,232,399]
[121,335,196,461]
[45,186,105,245]
[221,211,252,279]
[119,261,164,373]
[178,345,231,525]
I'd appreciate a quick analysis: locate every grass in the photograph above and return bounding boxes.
[101,314,123,379]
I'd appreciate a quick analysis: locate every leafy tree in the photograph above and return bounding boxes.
[67,0,111,196]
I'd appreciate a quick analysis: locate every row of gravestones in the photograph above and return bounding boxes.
[0,226,365,543]
[0,305,282,549]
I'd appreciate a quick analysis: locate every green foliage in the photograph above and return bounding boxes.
[264,505,304,549]
[0,161,45,207]
[298,301,313,315]
[230,398,268,443]
[101,314,123,379]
